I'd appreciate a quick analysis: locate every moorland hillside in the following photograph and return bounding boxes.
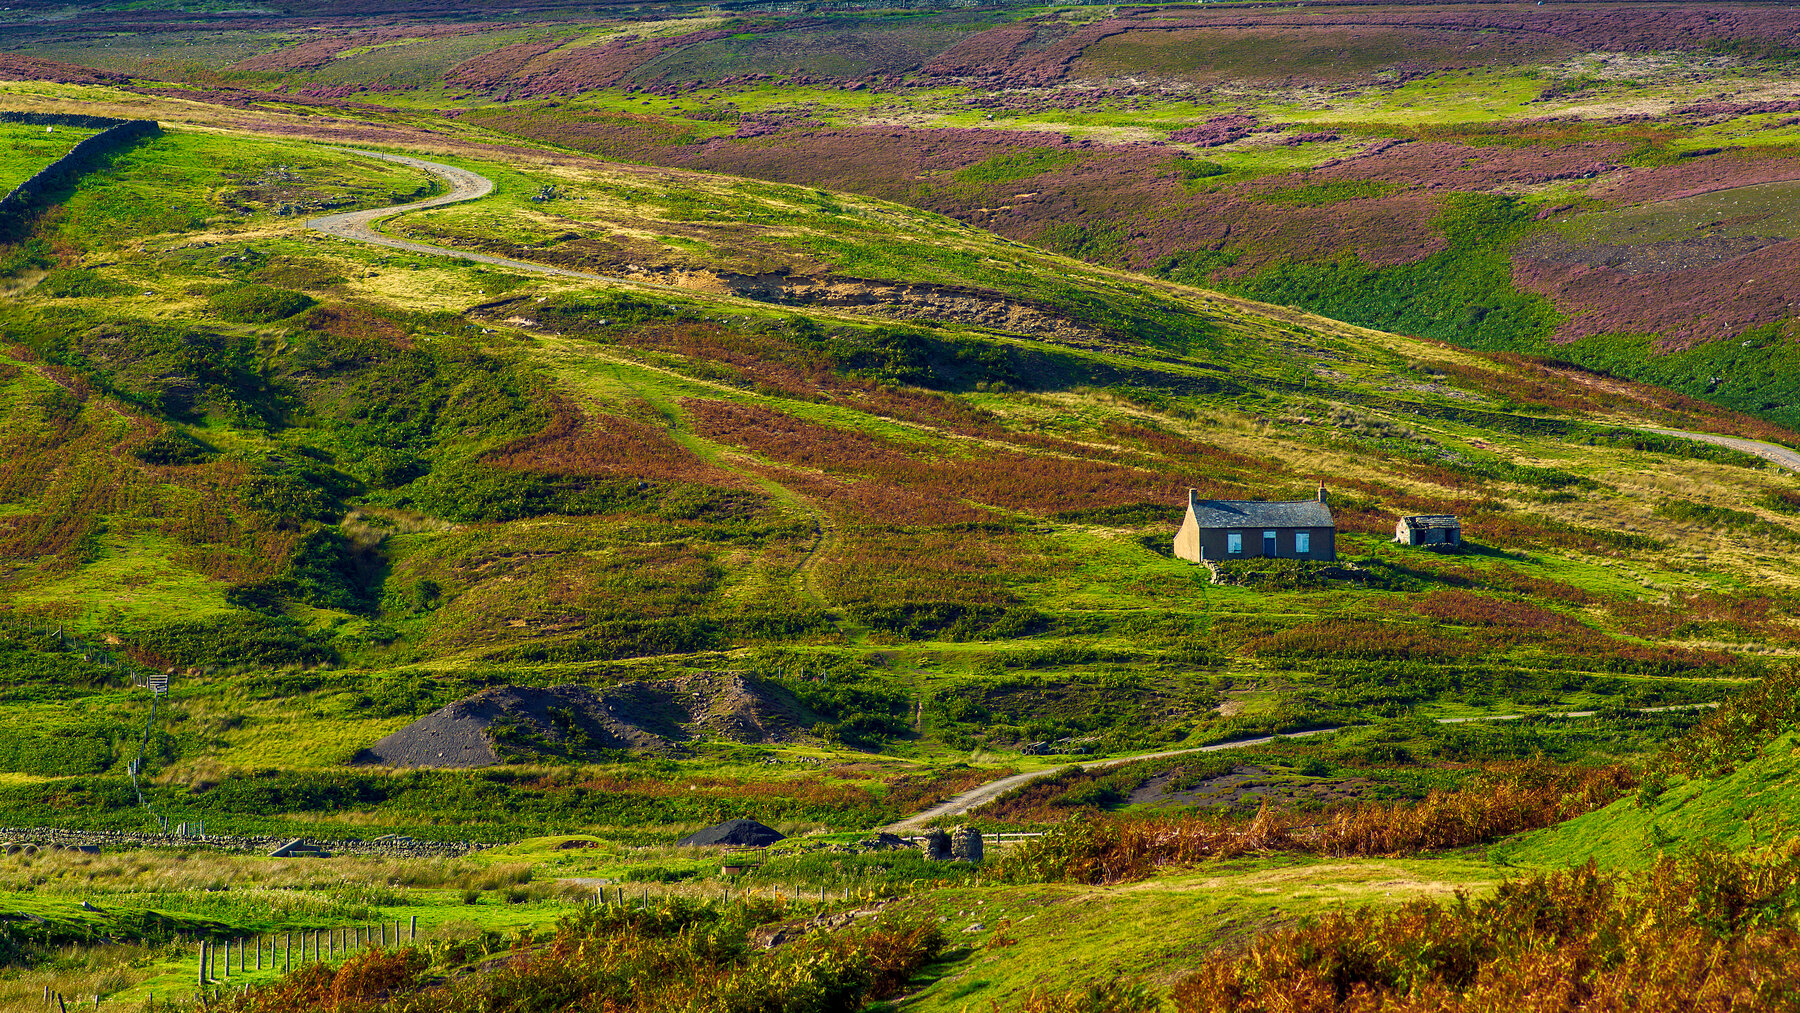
[4,7,1800,1009]
[0,87,1792,838]
[7,1,1779,423]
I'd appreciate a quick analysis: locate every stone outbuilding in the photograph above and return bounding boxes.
[1395,514,1462,548]
[1174,486,1337,562]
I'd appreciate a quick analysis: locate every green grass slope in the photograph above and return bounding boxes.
[1500,668,1800,869]
[0,91,1794,844]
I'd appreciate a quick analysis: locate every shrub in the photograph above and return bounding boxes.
[132,428,213,465]
[1169,840,1800,1012]
[999,760,1634,884]
[131,612,337,667]
[212,901,943,1013]
[1665,664,1800,778]
[206,284,316,323]
[1015,981,1163,1013]
[36,267,133,297]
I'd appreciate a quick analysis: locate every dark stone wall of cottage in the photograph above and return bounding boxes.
[1194,525,1336,561]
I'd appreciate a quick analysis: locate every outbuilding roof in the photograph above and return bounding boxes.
[1189,498,1334,529]
[1399,514,1461,530]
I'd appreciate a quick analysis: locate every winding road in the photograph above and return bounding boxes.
[1650,428,1800,472]
[884,728,1340,833]
[307,149,647,287]
[888,701,1725,830]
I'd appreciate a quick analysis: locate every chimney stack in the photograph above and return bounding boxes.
[1317,481,1328,504]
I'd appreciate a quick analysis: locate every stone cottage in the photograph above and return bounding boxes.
[1173,486,1337,562]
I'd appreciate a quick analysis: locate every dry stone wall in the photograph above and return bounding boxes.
[0,111,159,237]
[0,826,489,858]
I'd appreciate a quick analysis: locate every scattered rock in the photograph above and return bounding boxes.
[854,832,910,851]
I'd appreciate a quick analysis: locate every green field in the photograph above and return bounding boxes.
[0,120,98,192]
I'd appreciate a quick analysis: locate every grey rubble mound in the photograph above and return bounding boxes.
[354,673,806,769]
[677,819,786,847]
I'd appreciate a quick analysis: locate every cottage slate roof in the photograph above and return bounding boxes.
[1400,514,1461,530]
[1189,498,1334,529]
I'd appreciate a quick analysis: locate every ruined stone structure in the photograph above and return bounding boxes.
[1395,514,1462,548]
[951,826,984,863]
[924,828,952,861]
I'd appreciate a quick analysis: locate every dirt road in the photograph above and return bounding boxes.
[889,700,1725,831]
[1650,428,1800,472]
[882,728,1340,833]
[306,149,644,286]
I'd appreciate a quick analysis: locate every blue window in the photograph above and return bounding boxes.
[1227,531,1243,554]
[1262,530,1276,555]
[1296,532,1311,554]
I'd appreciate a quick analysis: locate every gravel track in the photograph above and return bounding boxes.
[882,728,1340,833]
[889,701,1724,831]
[307,149,649,287]
[1649,427,1800,472]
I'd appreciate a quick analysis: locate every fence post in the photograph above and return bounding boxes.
[222,939,229,981]
[284,932,291,973]
[410,915,417,942]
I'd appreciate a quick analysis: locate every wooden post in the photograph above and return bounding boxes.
[327,929,334,961]
[222,938,230,981]
[410,915,417,942]
[258,935,264,970]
